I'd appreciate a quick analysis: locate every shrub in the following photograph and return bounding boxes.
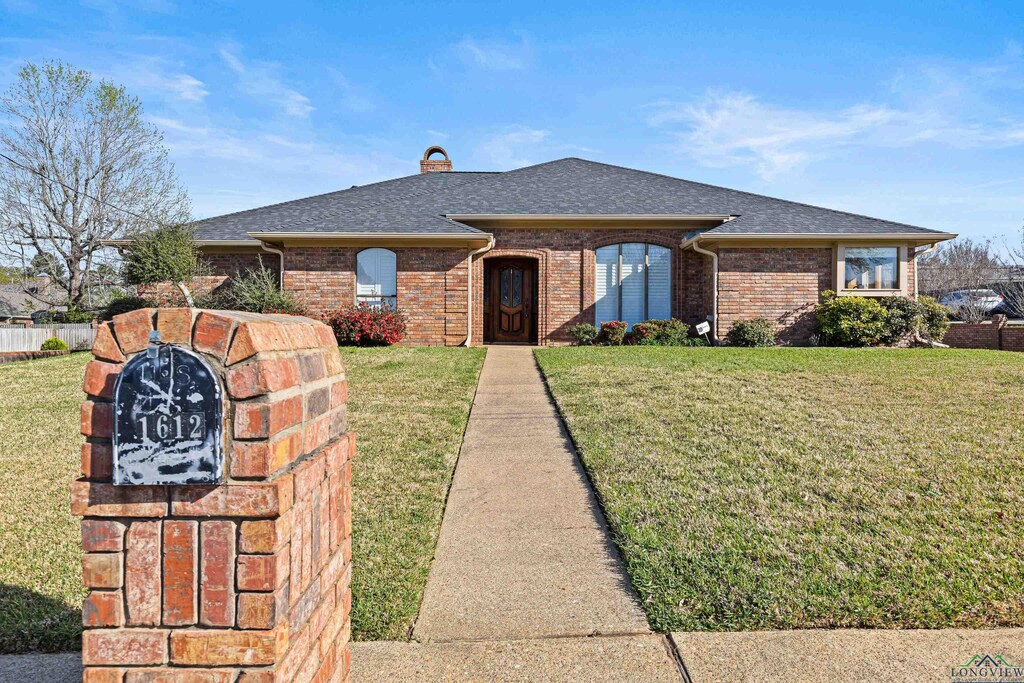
[568,323,599,345]
[815,291,888,347]
[816,291,950,346]
[101,295,153,321]
[324,302,407,346]
[40,336,68,351]
[726,318,777,347]
[224,266,305,314]
[918,295,951,342]
[597,320,627,345]
[878,296,922,345]
[628,318,692,346]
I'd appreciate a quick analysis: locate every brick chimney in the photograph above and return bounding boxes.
[420,145,453,173]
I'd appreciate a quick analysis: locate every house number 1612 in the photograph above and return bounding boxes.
[136,412,206,442]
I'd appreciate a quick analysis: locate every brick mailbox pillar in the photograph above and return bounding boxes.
[72,308,353,682]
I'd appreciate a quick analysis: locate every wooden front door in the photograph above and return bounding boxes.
[486,259,536,344]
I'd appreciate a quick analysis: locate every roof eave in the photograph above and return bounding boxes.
[444,213,736,222]
[702,231,957,241]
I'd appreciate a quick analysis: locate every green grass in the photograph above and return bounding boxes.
[0,352,91,653]
[535,346,1024,633]
[0,347,484,652]
[344,347,484,641]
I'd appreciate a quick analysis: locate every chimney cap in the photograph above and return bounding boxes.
[420,145,453,173]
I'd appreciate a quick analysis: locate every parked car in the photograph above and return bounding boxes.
[938,289,1004,318]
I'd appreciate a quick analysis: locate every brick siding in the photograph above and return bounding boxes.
[718,247,833,345]
[193,237,927,346]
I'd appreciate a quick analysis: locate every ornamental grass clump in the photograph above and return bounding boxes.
[324,302,407,346]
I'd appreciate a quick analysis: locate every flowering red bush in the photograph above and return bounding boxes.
[323,302,407,346]
[597,320,627,345]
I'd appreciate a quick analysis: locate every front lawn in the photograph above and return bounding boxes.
[344,347,484,640]
[535,347,1024,633]
[0,346,483,652]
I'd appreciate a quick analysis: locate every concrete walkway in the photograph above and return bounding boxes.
[413,345,650,642]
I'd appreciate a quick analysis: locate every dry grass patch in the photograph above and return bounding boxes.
[535,346,1024,632]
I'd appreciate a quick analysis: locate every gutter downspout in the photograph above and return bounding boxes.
[683,235,719,343]
[258,241,286,291]
[910,242,949,348]
[464,237,495,346]
[913,242,938,299]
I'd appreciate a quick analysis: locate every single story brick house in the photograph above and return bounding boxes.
[186,146,955,345]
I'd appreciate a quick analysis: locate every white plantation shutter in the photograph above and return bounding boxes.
[356,248,397,306]
[593,243,673,328]
[620,243,646,328]
[595,245,619,325]
[647,245,671,320]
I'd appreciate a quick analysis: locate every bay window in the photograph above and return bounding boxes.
[595,243,672,327]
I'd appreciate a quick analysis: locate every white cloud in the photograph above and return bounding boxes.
[218,45,313,118]
[474,125,550,168]
[650,92,899,179]
[426,129,449,140]
[452,35,530,71]
[146,114,410,217]
[112,60,208,102]
[327,69,374,113]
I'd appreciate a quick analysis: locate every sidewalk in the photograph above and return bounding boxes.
[412,345,651,642]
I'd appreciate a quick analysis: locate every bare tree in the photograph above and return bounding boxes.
[1001,224,1024,318]
[0,61,190,307]
[917,238,1002,322]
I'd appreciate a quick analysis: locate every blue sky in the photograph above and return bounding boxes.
[2,0,1023,244]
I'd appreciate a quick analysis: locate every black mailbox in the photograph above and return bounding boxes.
[112,333,224,485]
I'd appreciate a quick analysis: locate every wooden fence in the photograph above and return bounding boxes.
[0,323,96,352]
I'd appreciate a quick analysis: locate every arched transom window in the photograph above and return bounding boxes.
[595,243,671,328]
[356,248,397,308]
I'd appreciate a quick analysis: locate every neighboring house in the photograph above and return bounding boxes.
[186,147,955,345]
[0,277,58,324]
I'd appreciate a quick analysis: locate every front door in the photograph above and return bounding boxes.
[485,259,536,344]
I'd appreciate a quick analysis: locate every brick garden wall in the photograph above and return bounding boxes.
[142,252,266,306]
[944,320,1024,351]
[73,308,353,682]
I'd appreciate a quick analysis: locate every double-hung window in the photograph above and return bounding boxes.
[356,248,397,308]
[595,243,671,327]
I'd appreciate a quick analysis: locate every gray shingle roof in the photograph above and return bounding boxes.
[192,157,948,241]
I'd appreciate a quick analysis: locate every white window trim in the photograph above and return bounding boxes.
[835,244,908,297]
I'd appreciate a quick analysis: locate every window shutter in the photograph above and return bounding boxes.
[620,243,646,328]
[647,245,671,320]
[356,249,397,301]
[595,245,619,325]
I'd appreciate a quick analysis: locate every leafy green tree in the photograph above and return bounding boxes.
[0,61,190,306]
[120,224,203,306]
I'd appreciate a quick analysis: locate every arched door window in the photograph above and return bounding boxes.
[595,243,671,327]
[356,248,397,308]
